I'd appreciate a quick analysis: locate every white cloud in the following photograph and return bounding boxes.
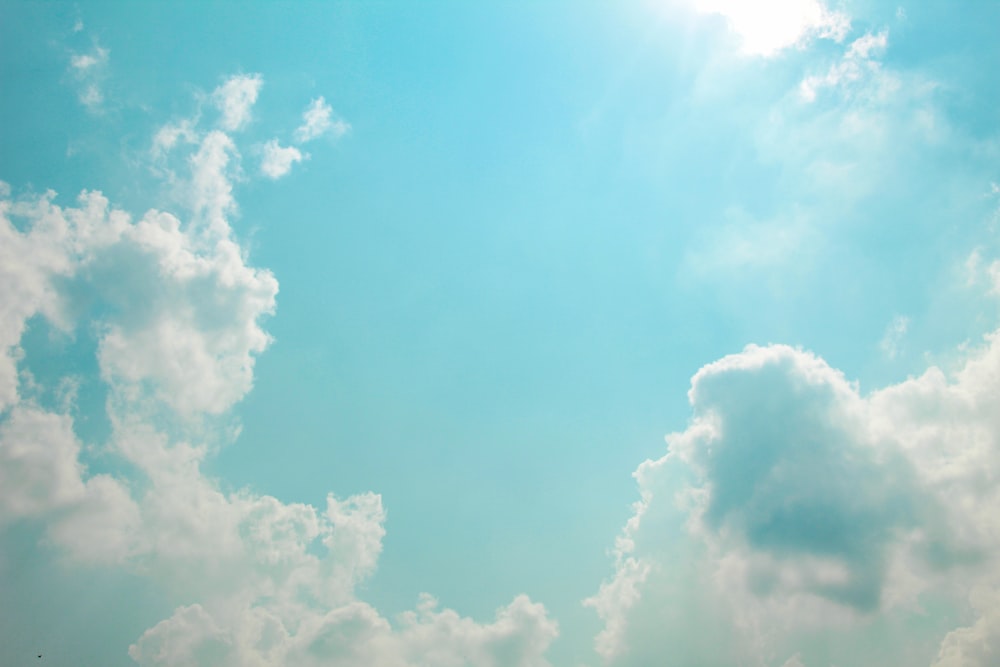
[212,74,263,132]
[152,119,198,158]
[933,587,1000,667]
[294,97,350,143]
[800,31,890,102]
[0,85,555,667]
[686,0,849,56]
[186,129,241,231]
[68,44,109,111]
[70,46,108,71]
[130,594,557,667]
[590,334,1000,663]
[0,185,275,419]
[0,406,86,519]
[260,140,305,179]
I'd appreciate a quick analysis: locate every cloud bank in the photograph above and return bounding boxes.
[0,74,556,667]
[589,332,1000,665]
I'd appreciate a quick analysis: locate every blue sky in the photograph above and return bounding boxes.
[2,1,1000,665]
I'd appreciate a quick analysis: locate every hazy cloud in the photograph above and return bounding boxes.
[294,97,350,143]
[68,43,109,111]
[800,31,890,102]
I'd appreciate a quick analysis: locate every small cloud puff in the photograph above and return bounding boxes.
[212,74,263,132]
[260,140,306,179]
[70,46,108,71]
[68,43,109,111]
[294,97,350,143]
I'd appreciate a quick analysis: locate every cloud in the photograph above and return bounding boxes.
[260,140,306,179]
[685,0,849,56]
[212,74,263,132]
[294,97,350,143]
[2,187,276,419]
[933,587,1000,667]
[0,406,86,519]
[130,594,557,667]
[0,76,556,666]
[70,47,108,71]
[589,333,1000,664]
[152,120,198,159]
[68,43,109,111]
[186,129,241,230]
[800,31,890,102]
[880,315,909,359]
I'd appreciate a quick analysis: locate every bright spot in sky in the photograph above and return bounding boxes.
[688,0,849,55]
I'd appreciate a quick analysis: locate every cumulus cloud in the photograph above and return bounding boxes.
[0,75,556,667]
[684,0,849,56]
[130,594,557,667]
[589,333,1000,664]
[0,406,86,519]
[212,74,263,132]
[294,97,350,143]
[1,187,276,419]
[260,140,305,179]
[933,587,1000,667]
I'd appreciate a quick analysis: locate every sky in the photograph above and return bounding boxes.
[1,1,1000,665]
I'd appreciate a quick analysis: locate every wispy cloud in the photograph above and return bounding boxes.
[211,73,263,132]
[294,97,350,143]
[800,31,890,102]
[880,314,910,359]
[68,43,109,111]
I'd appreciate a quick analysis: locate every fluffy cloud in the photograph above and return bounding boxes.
[130,594,557,667]
[212,74,263,132]
[589,334,1000,664]
[0,75,556,667]
[260,140,305,179]
[294,97,350,143]
[2,187,276,418]
[0,406,86,519]
[933,587,1000,667]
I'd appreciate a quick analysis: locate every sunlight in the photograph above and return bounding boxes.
[688,0,849,55]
